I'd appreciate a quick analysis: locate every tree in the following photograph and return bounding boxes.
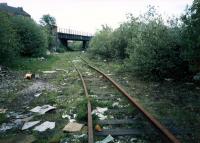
[181,0,200,72]
[40,14,56,29]
[0,12,19,65]
[40,14,57,51]
[12,16,48,57]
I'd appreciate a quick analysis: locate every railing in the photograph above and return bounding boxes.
[57,28,93,37]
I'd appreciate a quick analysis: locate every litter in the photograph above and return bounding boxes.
[92,107,108,120]
[24,73,34,80]
[63,122,84,132]
[30,105,56,114]
[92,107,108,114]
[0,123,16,132]
[96,134,114,143]
[95,124,102,132]
[42,71,56,74]
[33,121,55,132]
[0,108,7,113]
[112,102,119,107]
[62,113,76,122]
[72,59,81,63]
[22,121,40,130]
[74,134,86,138]
[34,93,42,97]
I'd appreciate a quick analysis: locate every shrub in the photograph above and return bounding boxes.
[88,25,114,59]
[12,16,48,57]
[126,9,186,78]
[0,12,19,65]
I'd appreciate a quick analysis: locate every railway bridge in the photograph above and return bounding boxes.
[56,28,93,50]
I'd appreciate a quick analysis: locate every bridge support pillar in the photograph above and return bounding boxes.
[82,41,88,50]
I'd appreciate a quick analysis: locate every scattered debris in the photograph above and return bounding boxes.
[42,71,57,74]
[95,124,102,132]
[24,73,34,80]
[96,134,114,143]
[22,121,40,130]
[0,123,16,132]
[185,82,194,85]
[62,113,76,122]
[46,50,51,55]
[34,93,42,97]
[38,57,45,61]
[0,108,7,113]
[74,134,86,138]
[30,105,56,114]
[193,72,200,81]
[33,121,55,132]
[100,86,107,89]
[92,107,108,120]
[63,122,84,132]
[164,78,174,82]
[72,59,81,63]
[112,102,119,107]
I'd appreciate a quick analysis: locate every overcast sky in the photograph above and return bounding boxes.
[0,0,193,34]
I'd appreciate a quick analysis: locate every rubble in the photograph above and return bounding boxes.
[33,121,55,132]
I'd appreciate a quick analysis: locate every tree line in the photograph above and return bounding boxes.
[0,12,56,65]
[88,1,200,79]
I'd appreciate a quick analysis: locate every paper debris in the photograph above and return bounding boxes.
[63,122,84,132]
[96,135,114,143]
[112,102,119,107]
[34,93,42,97]
[30,105,56,114]
[42,71,56,74]
[74,134,86,138]
[92,107,108,120]
[62,113,76,122]
[0,108,7,113]
[33,121,55,132]
[22,121,40,130]
[0,123,16,132]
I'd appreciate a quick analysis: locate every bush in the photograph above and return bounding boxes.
[12,16,48,57]
[88,25,114,59]
[126,13,186,78]
[0,12,19,65]
[181,0,200,72]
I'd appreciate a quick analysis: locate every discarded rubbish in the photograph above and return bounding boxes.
[95,124,102,132]
[63,122,84,132]
[112,102,119,107]
[42,71,56,74]
[96,134,114,143]
[0,108,7,113]
[0,123,16,132]
[22,121,40,130]
[33,121,55,132]
[62,113,76,122]
[34,93,42,97]
[74,134,86,138]
[72,59,81,63]
[92,107,108,120]
[30,105,56,114]
[24,73,34,80]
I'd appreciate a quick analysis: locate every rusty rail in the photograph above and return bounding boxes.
[73,63,94,143]
[80,57,181,143]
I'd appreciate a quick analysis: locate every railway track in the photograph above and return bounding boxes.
[73,57,180,143]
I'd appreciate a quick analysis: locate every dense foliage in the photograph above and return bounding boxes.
[0,12,51,65]
[12,16,48,57]
[0,12,19,64]
[89,3,200,79]
[40,14,57,51]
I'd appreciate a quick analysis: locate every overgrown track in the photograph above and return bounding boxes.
[73,58,181,143]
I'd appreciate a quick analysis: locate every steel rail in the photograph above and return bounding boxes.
[73,63,94,143]
[80,57,180,143]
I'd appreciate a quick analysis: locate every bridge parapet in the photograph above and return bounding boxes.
[58,28,93,37]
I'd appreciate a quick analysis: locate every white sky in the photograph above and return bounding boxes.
[0,0,193,34]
